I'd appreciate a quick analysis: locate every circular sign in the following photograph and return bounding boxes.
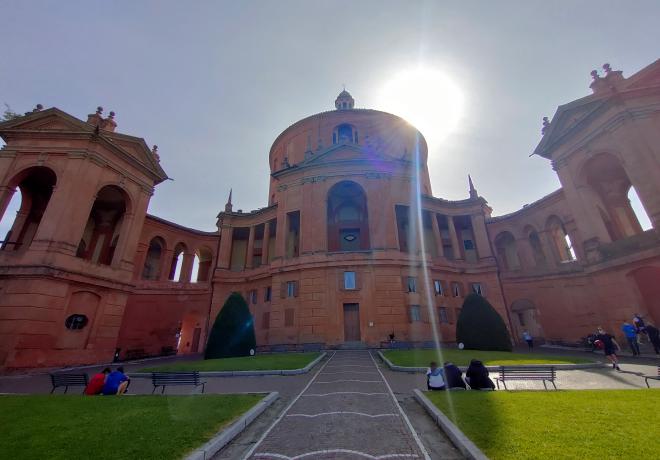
[458,342,465,350]
[249,349,255,356]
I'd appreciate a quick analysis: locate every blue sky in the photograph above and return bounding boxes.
[1,1,658,233]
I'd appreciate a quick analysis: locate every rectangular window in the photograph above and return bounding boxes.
[463,239,475,250]
[264,286,272,302]
[262,312,270,329]
[344,271,356,290]
[409,305,422,322]
[286,281,297,297]
[284,308,294,327]
[406,277,417,293]
[433,280,443,296]
[471,283,483,296]
[452,282,462,297]
[517,312,526,327]
[438,307,449,324]
[249,289,258,305]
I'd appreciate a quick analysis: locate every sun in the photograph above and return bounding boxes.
[378,67,465,149]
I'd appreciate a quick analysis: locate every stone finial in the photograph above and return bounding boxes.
[224,188,233,213]
[152,145,160,162]
[603,63,612,74]
[108,111,115,119]
[87,106,104,125]
[468,174,478,199]
[541,117,550,135]
[96,106,103,115]
[101,110,117,132]
[590,70,600,81]
[32,104,43,112]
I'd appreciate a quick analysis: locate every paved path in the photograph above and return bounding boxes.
[244,350,430,460]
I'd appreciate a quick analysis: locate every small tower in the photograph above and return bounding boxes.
[468,174,478,199]
[224,188,233,213]
[335,89,355,110]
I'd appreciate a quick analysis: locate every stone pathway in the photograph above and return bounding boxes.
[244,350,430,460]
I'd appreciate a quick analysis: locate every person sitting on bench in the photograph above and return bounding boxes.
[465,359,495,390]
[102,367,130,395]
[443,362,466,389]
[85,367,110,395]
[426,361,446,391]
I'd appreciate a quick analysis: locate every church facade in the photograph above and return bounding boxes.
[1,60,659,369]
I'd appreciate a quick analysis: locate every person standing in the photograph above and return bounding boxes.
[426,362,446,391]
[522,330,533,350]
[595,327,622,370]
[621,321,640,356]
[645,323,660,355]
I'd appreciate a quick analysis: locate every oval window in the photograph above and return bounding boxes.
[65,314,88,330]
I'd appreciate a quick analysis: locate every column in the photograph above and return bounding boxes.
[217,225,233,269]
[261,221,271,265]
[245,225,255,269]
[160,249,174,280]
[180,251,195,282]
[448,216,463,260]
[275,214,287,260]
[431,212,444,258]
[470,213,492,259]
[538,230,558,268]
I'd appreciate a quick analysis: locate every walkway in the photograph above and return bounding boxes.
[245,350,430,460]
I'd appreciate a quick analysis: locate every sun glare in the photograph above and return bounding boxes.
[379,67,465,149]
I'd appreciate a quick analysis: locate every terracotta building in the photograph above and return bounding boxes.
[0,60,659,370]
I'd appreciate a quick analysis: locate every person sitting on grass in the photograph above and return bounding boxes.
[426,361,446,391]
[102,367,130,395]
[443,362,466,389]
[85,367,110,395]
[465,359,495,390]
[595,327,621,371]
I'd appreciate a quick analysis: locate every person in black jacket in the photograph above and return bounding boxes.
[465,359,495,390]
[645,324,660,355]
[443,362,466,389]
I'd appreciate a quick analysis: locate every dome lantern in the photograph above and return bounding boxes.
[334,89,354,110]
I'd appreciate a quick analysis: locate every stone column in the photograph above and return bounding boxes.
[245,225,255,269]
[180,251,195,282]
[430,212,444,258]
[448,216,463,260]
[261,221,271,265]
[275,214,287,260]
[538,230,558,268]
[160,249,174,280]
[470,213,492,259]
[217,225,233,269]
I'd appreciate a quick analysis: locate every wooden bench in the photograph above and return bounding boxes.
[644,365,660,388]
[50,373,89,394]
[151,372,206,394]
[495,366,557,390]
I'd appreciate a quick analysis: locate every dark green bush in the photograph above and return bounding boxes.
[456,293,512,351]
[204,292,256,359]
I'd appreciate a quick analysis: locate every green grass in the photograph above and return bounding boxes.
[0,394,262,460]
[140,352,320,372]
[383,348,592,367]
[427,389,660,459]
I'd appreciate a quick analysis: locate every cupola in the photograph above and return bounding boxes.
[335,89,355,110]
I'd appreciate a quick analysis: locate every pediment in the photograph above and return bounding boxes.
[0,108,92,133]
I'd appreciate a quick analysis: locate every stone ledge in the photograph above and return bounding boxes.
[185,391,279,460]
[413,389,488,460]
[131,352,327,378]
[377,350,606,373]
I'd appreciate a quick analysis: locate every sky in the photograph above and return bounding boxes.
[1,1,659,233]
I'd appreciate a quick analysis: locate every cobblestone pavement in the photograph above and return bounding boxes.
[243,350,431,460]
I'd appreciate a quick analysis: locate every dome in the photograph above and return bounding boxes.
[335,89,355,110]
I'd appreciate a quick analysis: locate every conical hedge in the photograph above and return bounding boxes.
[205,292,256,359]
[456,293,512,351]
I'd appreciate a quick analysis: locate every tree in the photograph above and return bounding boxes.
[205,292,256,359]
[456,293,512,351]
[2,103,21,122]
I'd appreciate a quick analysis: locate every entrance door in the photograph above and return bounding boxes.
[343,303,361,342]
[191,327,202,353]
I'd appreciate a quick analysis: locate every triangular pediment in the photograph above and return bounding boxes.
[0,108,93,133]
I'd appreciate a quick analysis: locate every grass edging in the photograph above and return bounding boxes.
[131,352,327,378]
[413,389,488,460]
[185,391,279,460]
[377,350,605,373]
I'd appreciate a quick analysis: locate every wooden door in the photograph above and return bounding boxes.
[343,303,361,342]
[191,327,202,353]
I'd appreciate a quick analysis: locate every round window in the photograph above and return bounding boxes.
[65,314,88,330]
[343,234,357,242]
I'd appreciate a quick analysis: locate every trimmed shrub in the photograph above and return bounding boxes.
[456,293,512,351]
[205,292,256,359]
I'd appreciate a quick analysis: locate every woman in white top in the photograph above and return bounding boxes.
[426,361,446,391]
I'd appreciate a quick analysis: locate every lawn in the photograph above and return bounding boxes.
[383,348,592,367]
[140,352,320,372]
[427,389,660,459]
[0,394,262,460]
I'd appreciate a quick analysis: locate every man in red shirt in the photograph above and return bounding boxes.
[85,368,110,395]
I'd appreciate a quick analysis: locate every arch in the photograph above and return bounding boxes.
[580,152,648,240]
[332,123,358,144]
[76,185,128,266]
[142,236,166,280]
[545,215,575,263]
[327,180,370,252]
[194,246,213,282]
[494,231,520,270]
[510,298,544,340]
[168,242,187,281]
[0,166,57,252]
[523,225,546,267]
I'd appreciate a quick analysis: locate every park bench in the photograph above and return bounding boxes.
[151,372,206,394]
[495,366,557,390]
[50,373,88,394]
[644,365,660,388]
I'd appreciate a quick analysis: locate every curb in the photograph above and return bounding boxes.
[130,352,327,378]
[377,351,606,373]
[185,391,279,460]
[413,389,488,460]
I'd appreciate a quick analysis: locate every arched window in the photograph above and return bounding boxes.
[169,242,187,281]
[628,186,652,231]
[525,226,546,267]
[142,237,165,280]
[546,216,576,262]
[76,185,128,266]
[333,124,358,144]
[0,167,56,251]
[193,246,213,282]
[327,181,370,252]
[494,231,520,270]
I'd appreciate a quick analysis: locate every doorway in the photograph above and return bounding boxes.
[343,303,361,342]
